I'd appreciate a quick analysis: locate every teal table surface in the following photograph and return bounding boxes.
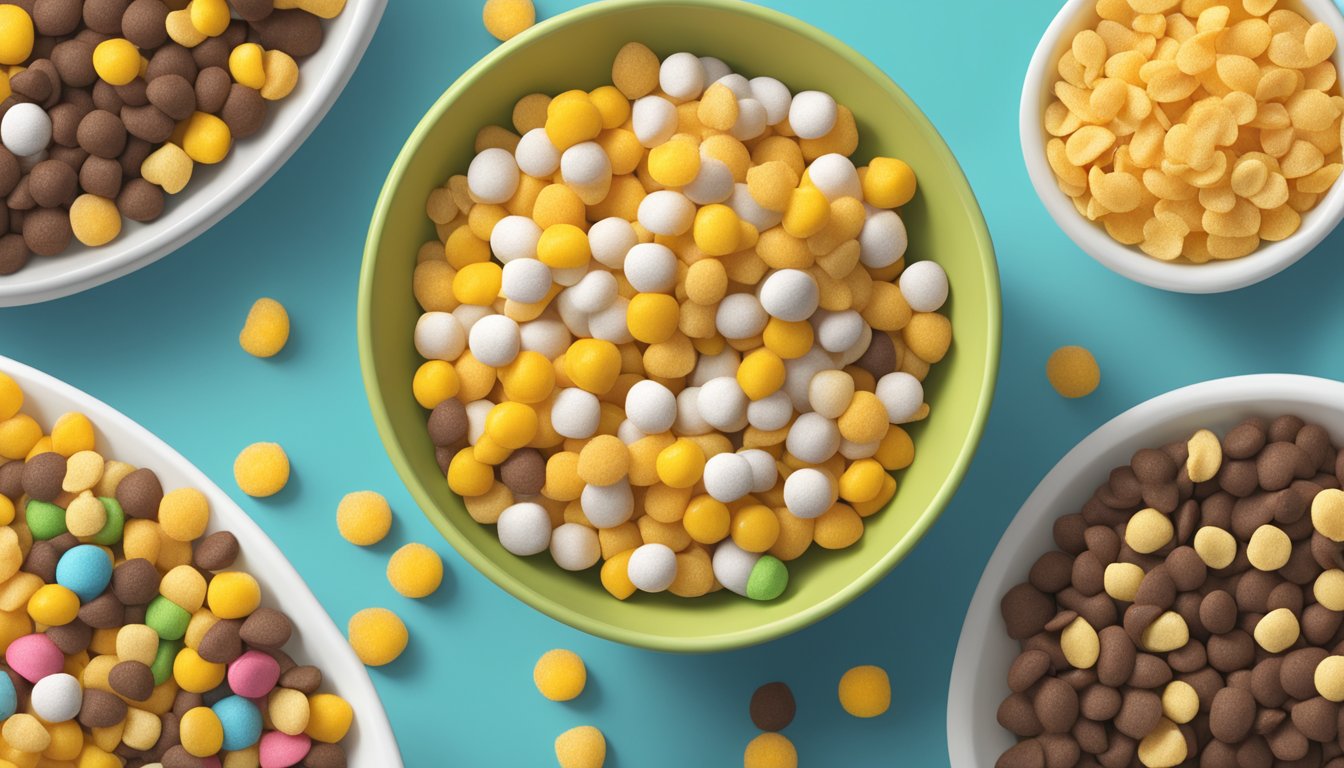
[6,0,1344,764]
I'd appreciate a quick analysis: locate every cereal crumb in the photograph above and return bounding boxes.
[1046,345,1099,399]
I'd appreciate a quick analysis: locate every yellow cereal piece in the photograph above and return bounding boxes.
[92,38,139,86]
[189,0,229,36]
[533,648,586,702]
[347,607,408,666]
[259,49,299,101]
[180,112,231,164]
[1161,680,1199,724]
[537,223,592,269]
[513,92,551,133]
[68,195,122,246]
[1313,488,1344,541]
[174,647,226,693]
[159,487,209,541]
[612,42,659,99]
[336,490,392,546]
[66,492,107,537]
[736,348,786,401]
[543,451,584,501]
[1046,345,1100,398]
[862,157,917,208]
[414,360,461,409]
[588,85,630,130]
[161,564,208,612]
[141,142,194,194]
[682,495,730,544]
[577,435,630,486]
[648,140,700,188]
[28,583,79,626]
[744,733,797,768]
[386,542,443,599]
[555,725,605,768]
[0,413,39,459]
[566,339,622,394]
[545,94,602,151]
[238,297,290,358]
[626,293,680,344]
[482,0,535,42]
[814,503,863,549]
[51,411,95,456]
[180,706,223,757]
[452,261,504,305]
[232,442,290,498]
[1253,607,1299,653]
[0,372,20,420]
[1315,656,1344,702]
[656,438,706,489]
[166,7,206,47]
[1315,569,1344,611]
[2,713,49,754]
[305,693,353,743]
[838,664,891,718]
[747,161,800,212]
[731,504,780,553]
[600,549,637,599]
[0,5,34,66]
[228,43,265,89]
[1247,524,1291,570]
[782,186,830,238]
[692,203,741,257]
[206,571,260,619]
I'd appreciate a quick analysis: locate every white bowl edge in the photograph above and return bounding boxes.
[1020,0,1344,294]
[0,0,387,307]
[0,354,403,765]
[948,373,1344,767]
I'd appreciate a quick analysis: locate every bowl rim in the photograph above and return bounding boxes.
[0,0,388,308]
[358,0,1002,652]
[0,354,404,765]
[946,373,1344,767]
[1020,0,1344,294]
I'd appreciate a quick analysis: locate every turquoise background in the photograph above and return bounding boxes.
[5,0,1344,764]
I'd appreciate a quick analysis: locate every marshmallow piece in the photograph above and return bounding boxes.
[588,217,638,269]
[808,153,862,201]
[900,260,949,313]
[788,90,838,140]
[699,56,732,84]
[786,412,840,464]
[738,449,778,493]
[468,314,520,368]
[684,158,734,205]
[465,400,493,444]
[746,390,793,431]
[731,98,768,141]
[586,296,633,344]
[716,293,769,339]
[859,210,908,269]
[514,127,560,177]
[637,190,695,235]
[813,310,865,354]
[501,258,552,303]
[623,242,678,293]
[624,380,677,435]
[551,388,601,439]
[581,478,634,528]
[809,369,855,420]
[30,673,81,723]
[1,103,52,158]
[659,52,705,101]
[713,73,752,98]
[560,141,612,204]
[876,372,924,424]
[550,523,600,571]
[728,182,783,231]
[712,539,759,596]
[632,96,678,147]
[674,387,713,435]
[783,467,836,519]
[759,269,819,322]
[703,452,753,503]
[697,377,749,433]
[628,543,678,592]
[414,312,466,361]
[566,269,618,313]
[490,215,543,263]
[519,317,571,359]
[466,147,520,205]
[749,76,792,125]
[497,503,552,556]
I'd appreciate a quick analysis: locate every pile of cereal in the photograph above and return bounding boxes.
[1043,0,1343,263]
[0,370,354,766]
[997,415,1344,768]
[413,42,952,602]
[0,0,347,277]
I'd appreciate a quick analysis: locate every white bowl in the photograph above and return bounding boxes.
[0,1,387,307]
[948,373,1344,767]
[0,355,403,765]
[1021,0,1344,293]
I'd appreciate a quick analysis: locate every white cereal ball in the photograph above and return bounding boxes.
[838,323,873,367]
[749,76,792,125]
[466,147,520,205]
[1,103,52,158]
[713,73,752,98]
[551,265,589,287]
[588,217,638,269]
[637,190,696,236]
[560,141,612,202]
[623,242,678,292]
[490,215,542,263]
[716,293,768,339]
[554,289,591,337]
[703,452,754,503]
[728,182,783,231]
[730,98,768,141]
[519,317,570,359]
[514,127,560,177]
[582,478,634,528]
[452,303,493,334]
[632,95,678,147]
[813,309,865,354]
[900,260,949,313]
[550,523,600,571]
[30,673,81,723]
[659,52,705,101]
[675,387,713,435]
[809,369,856,420]
[788,90,838,140]
[783,468,836,519]
[684,157,734,205]
[468,314,520,368]
[698,376,750,433]
[617,419,645,444]
[497,502,552,556]
[712,539,759,596]
[840,439,879,460]
[625,380,677,435]
[551,388,601,439]
[807,153,862,201]
[414,312,466,361]
[566,269,618,313]
[786,412,840,464]
[759,269,819,322]
[876,372,924,424]
[746,390,793,431]
[587,296,633,344]
[738,449,778,493]
[782,346,834,411]
[691,348,741,386]
[700,56,732,84]
[859,210,909,269]
[465,400,494,444]
[628,542,678,593]
[501,258,552,304]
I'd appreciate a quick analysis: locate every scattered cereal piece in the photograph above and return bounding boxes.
[555,725,606,768]
[482,0,535,42]
[743,732,798,768]
[533,648,586,702]
[1045,345,1099,399]
[336,490,393,546]
[239,298,291,359]
[838,664,891,718]
[387,543,444,599]
[347,607,408,667]
[233,442,290,498]
[749,682,796,732]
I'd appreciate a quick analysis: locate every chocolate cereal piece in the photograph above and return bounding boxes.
[121,0,168,49]
[23,207,71,256]
[749,682,795,732]
[239,607,292,649]
[21,450,66,501]
[115,467,162,518]
[193,530,239,571]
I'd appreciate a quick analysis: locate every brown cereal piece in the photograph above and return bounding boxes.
[239,607,292,649]
[192,530,239,571]
[146,74,196,121]
[220,84,267,139]
[21,451,66,501]
[111,558,159,605]
[253,9,323,57]
[197,618,243,664]
[80,155,123,199]
[117,178,164,222]
[279,665,321,694]
[28,159,77,208]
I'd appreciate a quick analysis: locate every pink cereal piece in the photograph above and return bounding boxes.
[5,634,64,683]
[227,650,281,699]
[259,730,311,768]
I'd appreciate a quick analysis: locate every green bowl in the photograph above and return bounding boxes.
[359,0,1001,652]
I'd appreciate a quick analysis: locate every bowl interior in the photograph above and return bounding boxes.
[1022,0,1344,293]
[0,355,403,765]
[361,0,1000,652]
[948,374,1344,767]
[0,0,386,306]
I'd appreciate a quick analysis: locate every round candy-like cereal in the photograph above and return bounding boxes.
[2,102,52,157]
[467,147,520,205]
[387,543,444,599]
[336,490,392,546]
[497,502,552,556]
[838,664,891,718]
[786,412,840,464]
[624,380,677,435]
[581,478,634,528]
[697,377,749,433]
[482,0,535,41]
[744,732,797,768]
[807,154,861,201]
[875,372,923,424]
[632,95,677,147]
[627,542,677,593]
[30,672,81,723]
[515,128,561,178]
[469,314,521,368]
[555,725,606,768]
[1046,345,1099,399]
[637,190,695,236]
[213,695,263,751]
[233,442,290,498]
[347,608,407,666]
[239,297,294,359]
[857,210,908,269]
[550,523,600,571]
[588,217,637,269]
[712,538,759,596]
[551,388,601,439]
[738,449,777,493]
[788,90,837,140]
[501,258,552,303]
[759,269,819,322]
[55,544,112,602]
[659,51,704,101]
[623,242,677,293]
[899,260,948,313]
[534,648,586,702]
[702,452,753,503]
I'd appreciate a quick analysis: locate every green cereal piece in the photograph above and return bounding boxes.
[151,639,181,686]
[146,596,191,641]
[746,555,789,601]
[90,498,125,546]
[25,500,67,541]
